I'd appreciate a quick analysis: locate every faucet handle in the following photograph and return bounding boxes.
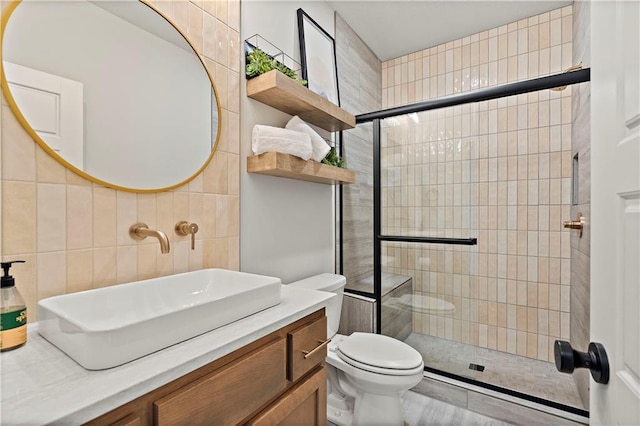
[175,221,199,250]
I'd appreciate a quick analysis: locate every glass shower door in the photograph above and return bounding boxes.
[378,106,481,380]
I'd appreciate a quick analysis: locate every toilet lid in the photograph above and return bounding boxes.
[337,333,423,373]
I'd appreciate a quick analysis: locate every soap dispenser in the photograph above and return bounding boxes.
[1,260,27,351]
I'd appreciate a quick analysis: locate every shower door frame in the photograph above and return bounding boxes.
[341,68,591,416]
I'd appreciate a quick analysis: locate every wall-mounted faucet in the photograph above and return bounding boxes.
[129,223,170,254]
[175,221,199,250]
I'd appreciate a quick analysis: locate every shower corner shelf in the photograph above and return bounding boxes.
[246,70,356,132]
[247,152,356,185]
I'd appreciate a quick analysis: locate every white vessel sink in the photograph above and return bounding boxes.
[37,269,282,370]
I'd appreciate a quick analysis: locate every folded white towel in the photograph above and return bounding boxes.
[252,125,313,160]
[285,116,331,162]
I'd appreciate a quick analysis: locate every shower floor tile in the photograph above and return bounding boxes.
[404,332,585,410]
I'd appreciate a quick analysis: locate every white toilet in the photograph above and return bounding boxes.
[289,273,424,426]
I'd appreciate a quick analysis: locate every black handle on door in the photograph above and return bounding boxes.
[554,340,610,384]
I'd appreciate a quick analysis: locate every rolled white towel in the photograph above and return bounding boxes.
[285,116,331,162]
[252,124,313,160]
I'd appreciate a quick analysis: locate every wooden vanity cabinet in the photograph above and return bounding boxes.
[85,310,327,426]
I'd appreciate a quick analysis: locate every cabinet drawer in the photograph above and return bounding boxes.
[287,316,327,382]
[154,337,287,425]
[110,413,141,426]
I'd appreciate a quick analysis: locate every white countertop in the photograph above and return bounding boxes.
[0,285,334,425]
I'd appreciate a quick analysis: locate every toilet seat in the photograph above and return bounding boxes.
[337,333,423,376]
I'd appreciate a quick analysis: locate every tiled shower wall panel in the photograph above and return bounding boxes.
[380,6,574,362]
[570,0,591,409]
[335,13,381,287]
[0,0,241,321]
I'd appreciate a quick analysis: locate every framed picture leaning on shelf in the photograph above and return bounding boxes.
[297,8,340,106]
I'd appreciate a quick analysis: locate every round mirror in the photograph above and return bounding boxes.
[1,0,221,192]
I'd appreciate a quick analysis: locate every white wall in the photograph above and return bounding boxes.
[4,1,212,189]
[240,1,337,283]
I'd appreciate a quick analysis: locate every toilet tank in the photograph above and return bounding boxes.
[288,273,345,338]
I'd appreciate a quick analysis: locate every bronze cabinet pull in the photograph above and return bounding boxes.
[302,339,331,359]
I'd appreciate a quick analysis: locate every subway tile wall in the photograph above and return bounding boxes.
[0,0,241,321]
[380,6,574,362]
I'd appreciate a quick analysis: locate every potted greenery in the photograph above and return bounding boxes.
[245,43,306,85]
[321,147,346,169]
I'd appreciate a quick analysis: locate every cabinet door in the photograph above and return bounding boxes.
[247,367,326,426]
[154,338,287,426]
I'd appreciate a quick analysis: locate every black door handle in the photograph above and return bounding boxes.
[554,340,610,384]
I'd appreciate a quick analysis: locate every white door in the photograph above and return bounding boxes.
[591,0,640,424]
[3,62,84,169]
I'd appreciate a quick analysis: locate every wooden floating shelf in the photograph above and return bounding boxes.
[246,70,356,132]
[247,152,356,185]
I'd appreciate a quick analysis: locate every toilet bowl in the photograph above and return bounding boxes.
[289,274,424,426]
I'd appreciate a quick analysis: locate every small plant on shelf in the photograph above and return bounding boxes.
[321,147,345,169]
[245,47,307,86]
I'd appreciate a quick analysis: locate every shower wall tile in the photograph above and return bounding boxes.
[570,0,591,410]
[381,6,574,363]
[0,0,241,321]
[336,13,382,291]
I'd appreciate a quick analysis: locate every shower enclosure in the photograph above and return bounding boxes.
[338,68,590,416]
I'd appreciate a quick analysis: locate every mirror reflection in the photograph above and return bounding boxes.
[2,0,220,191]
